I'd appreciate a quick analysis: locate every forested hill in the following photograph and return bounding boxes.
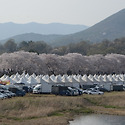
[0,33,63,44]
[1,9,125,46]
[52,9,125,46]
[0,22,88,41]
[0,37,125,55]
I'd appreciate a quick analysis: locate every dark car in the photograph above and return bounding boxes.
[22,86,29,93]
[60,90,72,96]
[9,87,25,97]
[16,90,25,96]
[98,87,109,92]
[71,87,83,95]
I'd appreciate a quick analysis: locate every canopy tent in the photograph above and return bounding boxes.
[17,77,29,84]
[0,73,125,88]
[82,75,93,85]
[27,76,37,85]
[2,76,15,84]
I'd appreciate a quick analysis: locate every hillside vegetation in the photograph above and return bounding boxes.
[0,38,125,75]
[52,9,125,46]
[1,9,125,46]
[0,37,125,55]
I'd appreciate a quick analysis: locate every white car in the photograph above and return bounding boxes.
[87,90,104,95]
[68,87,79,96]
[83,88,95,94]
[0,93,7,99]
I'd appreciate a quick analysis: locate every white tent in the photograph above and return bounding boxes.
[31,73,37,78]
[61,75,71,86]
[88,75,98,84]
[12,75,20,83]
[28,76,38,85]
[68,76,80,88]
[94,75,104,84]
[17,77,29,84]
[25,73,30,79]
[43,77,55,85]
[107,75,116,83]
[21,75,28,82]
[52,75,62,84]
[0,74,7,81]
[82,75,93,85]
[119,75,125,84]
[76,75,84,85]
[50,75,55,81]
[103,75,111,83]
[42,75,49,81]
[2,76,15,84]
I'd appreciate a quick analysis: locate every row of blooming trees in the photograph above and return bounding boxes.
[0,51,125,76]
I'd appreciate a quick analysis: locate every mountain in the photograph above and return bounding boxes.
[1,9,125,47]
[0,33,63,44]
[0,22,88,40]
[52,9,125,46]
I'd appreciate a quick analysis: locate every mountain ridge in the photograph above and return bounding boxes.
[52,9,125,46]
[1,9,125,46]
[0,22,88,41]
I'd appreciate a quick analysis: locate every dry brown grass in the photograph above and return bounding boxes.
[85,91,125,107]
[0,95,91,125]
[0,92,125,125]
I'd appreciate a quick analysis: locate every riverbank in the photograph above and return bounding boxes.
[0,92,125,125]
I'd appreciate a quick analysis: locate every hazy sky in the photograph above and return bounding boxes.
[0,0,125,26]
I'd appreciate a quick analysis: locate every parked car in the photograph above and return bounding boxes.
[16,90,26,96]
[0,92,7,99]
[0,90,12,98]
[59,89,72,96]
[87,90,104,95]
[83,88,95,94]
[83,89,89,94]
[71,87,83,95]
[0,94,4,99]
[5,91,16,97]
[28,86,33,93]
[68,87,79,96]
[3,91,12,98]
[98,87,109,92]
[22,86,29,93]
[9,87,26,97]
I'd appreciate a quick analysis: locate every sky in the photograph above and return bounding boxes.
[0,0,125,26]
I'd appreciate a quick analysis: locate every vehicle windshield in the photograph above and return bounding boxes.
[34,86,40,90]
[68,87,73,90]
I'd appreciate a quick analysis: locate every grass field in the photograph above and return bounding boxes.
[0,92,125,125]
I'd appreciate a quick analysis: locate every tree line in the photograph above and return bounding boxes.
[0,37,125,55]
[0,39,52,54]
[0,51,125,76]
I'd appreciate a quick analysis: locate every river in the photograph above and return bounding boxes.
[69,114,125,125]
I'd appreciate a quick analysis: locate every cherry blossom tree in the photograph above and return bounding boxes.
[0,51,125,76]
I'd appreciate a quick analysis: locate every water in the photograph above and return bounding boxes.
[69,114,125,125]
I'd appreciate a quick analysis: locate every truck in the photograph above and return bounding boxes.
[82,85,96,90]
[51,86,79,96]
[33,83,52,94]
[102,84,113,92]
[113,85,124,91]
